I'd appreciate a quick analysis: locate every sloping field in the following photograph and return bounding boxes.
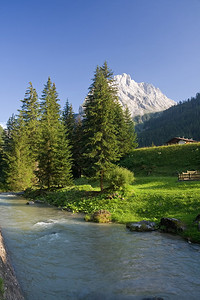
[120,143,200,176]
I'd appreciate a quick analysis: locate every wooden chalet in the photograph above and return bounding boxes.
[166,137,198,145]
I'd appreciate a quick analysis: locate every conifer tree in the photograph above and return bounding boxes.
[63,99,75,142]
[123,105,138,153]
[38,78,72,188]
[73,116,84,178]
[3,82,41,190]
[4,116,34,190]
[19,82,40,160]
[83,64,119,191]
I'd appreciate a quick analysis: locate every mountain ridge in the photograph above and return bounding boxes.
[114,73,176,117]
[79,73,176,117]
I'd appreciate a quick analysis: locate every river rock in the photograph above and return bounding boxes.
[126,220,157,232]
[90,210,111,223]
[26,201,35,205]
[159,217,186,233]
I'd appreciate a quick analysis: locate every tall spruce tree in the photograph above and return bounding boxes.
[4,116,34,190]
[73,115,84,178]
[123,105,138,153]
[38,78,72,188]
[83,64,119,191]
[3,82,41,190]
[19,82,40,160]
[63,99,75,142]
[101,61,137,156]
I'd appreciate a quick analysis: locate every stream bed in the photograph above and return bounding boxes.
[0,193,200,299]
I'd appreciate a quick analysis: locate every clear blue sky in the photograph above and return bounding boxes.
[1,0,200,126]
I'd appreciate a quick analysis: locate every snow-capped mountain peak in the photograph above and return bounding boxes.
[114,73,175,117]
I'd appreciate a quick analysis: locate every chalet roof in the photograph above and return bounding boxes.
[166,137,198,144]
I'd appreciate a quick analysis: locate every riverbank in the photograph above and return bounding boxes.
[24,176,200,243]
[0,229,24,300]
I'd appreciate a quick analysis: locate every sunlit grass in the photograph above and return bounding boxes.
[25,176,200,242]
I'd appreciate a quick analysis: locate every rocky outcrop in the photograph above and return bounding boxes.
[0,230,24,300]
[114,73,175,117]
[126,220,157,232]
[159,217,186,233]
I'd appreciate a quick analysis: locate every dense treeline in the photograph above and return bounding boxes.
[0,62,137,191]
[136,93,200,147]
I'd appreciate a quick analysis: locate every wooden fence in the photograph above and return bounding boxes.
[178,171,200,181]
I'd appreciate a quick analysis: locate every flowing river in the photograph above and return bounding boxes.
[0,193,200,300]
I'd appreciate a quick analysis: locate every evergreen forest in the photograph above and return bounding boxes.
[0,62,137,191]
[136,93,200,147]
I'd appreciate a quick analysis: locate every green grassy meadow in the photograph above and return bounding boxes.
[25,175,200,243]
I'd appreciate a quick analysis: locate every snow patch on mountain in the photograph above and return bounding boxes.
[114,73,176,117]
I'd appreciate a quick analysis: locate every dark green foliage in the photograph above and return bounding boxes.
[63,99,75,142]
[72,116,84,178]
[62,101,84,178]
[83,63,120,190]
[136,93,200,147]
[37,78,72,188]
[120,143,200,176]
[122,106,138,154]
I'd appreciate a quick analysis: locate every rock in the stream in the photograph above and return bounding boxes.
[26,201,35,205]
[159,217,186,233]
[126,220,157,232]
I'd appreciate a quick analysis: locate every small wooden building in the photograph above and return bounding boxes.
[166,137,198,145]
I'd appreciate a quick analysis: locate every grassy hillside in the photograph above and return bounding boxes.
[119,143,200,176]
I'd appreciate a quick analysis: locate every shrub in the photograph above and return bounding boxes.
[105,166,134,190]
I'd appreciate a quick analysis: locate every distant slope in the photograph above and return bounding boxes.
[136,93,200,147]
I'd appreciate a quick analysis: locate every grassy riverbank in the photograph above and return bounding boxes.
[25,176,200,243]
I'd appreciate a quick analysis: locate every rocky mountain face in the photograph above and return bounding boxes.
[114,73,176,117]
[79,73,176,117]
